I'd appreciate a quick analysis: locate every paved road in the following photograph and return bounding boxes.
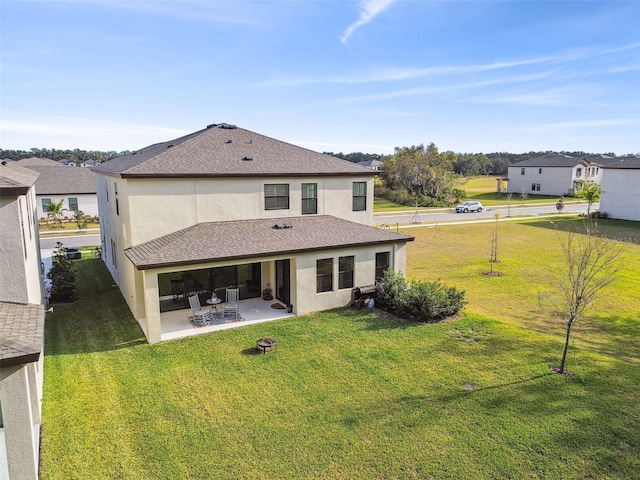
[375,203,598,225]
[40,234,101,249]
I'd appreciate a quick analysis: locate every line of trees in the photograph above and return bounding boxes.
[0,148,124,163]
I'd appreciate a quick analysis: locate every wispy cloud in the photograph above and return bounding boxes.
[0,113,190,150]
[333,71,558,104]
[340,0,397,44]
[264,43,640,87]
[465,88,577,106]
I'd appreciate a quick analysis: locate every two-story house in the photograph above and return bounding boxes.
[600,156,640,222]
[93,123,413,344]
[507,153,618,196]
[0,161,46,480]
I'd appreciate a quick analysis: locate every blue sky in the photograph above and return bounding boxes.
[1,0,639,155]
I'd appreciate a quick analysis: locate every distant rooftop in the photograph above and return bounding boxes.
[23,165,97,195]
[93,123,375,178]
[510,153,619,168]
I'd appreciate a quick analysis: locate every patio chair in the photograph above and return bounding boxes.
[189,294,213,326]
[170,278,185,303]
[223,288,239,319]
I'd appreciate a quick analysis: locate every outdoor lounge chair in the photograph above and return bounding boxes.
[223,288,239,319]
[188,294,213,326]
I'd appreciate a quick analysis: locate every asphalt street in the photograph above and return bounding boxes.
[40,233,101,250]
[374,202,598,226]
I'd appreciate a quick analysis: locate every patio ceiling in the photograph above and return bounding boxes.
[124,215,413,270]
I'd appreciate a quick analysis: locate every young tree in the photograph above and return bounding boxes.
[575,181,601,216]
[554,222,621,374]
[45,199,67,228]
[47,242,79,303]
[520,187,528,206]
[556,196,565,213]
[73,210,88,231]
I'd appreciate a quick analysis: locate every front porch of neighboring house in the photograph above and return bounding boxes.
[148,259,295,342]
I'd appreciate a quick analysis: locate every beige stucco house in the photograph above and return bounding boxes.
[507,153,619,196]
[0,161,46,480]
[93,123,413,344]
[600,156,640,222]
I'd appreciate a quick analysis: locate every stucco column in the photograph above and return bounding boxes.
[0,365,39,480]
[143,271,162,344]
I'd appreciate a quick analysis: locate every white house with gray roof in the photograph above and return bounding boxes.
[0,161,46,480]
[93,123,413,344]
[17,160,98,220]
[507,153,619,197]
[599,156,640,222]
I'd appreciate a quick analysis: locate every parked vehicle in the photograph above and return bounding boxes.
[65,247,82,260]
[455,201,483,213]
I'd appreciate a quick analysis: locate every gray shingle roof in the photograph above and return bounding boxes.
[510,153,619,168]
[125,215,414,270]
[0,162,40,195]
[0,302,44,367]
[603,157,640,169]
[16,157,61,166]
[23,165,97,195]
[510,154,588,168]
[93,123,375,178]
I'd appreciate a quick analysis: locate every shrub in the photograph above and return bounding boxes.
[376,269,466,322]
[47,242,79,303]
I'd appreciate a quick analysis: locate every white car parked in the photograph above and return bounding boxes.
[455,201,484,213]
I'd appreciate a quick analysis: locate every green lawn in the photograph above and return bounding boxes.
[40,219,640,479]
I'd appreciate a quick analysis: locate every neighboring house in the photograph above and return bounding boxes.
[507,153,618,196]
[17,160,98,219]
[0,161,46,480]
[357,159,382,170]
[93,123,413,344]
[599,156,640,222]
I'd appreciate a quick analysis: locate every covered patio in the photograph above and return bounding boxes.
[158,296,294,342]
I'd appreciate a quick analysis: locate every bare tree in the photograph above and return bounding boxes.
[554,221,622,374]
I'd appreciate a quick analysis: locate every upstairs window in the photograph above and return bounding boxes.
[265,184,290,210]
[538,168,542,174]
[352,182,367,211]
[520,168,525,175]
[42,198,51,211]
[68,197,78,212]
[576,168,582,178]
[301,183,317,215]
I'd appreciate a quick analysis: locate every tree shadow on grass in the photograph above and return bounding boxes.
[45,259,147,356]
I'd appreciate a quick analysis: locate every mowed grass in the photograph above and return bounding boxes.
[40,219,640,479]
[461,176,563,206]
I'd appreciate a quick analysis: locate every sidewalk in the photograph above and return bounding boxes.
[39,227,100,236]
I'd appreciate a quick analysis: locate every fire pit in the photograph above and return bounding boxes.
[256,337,276,354]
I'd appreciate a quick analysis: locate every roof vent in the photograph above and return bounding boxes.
[1,161,7,166]
[132,151,138,155]
[166,144,173,149]
[242,156,253,161]
[218,123,237,130]
[225,139,232,144]
[206,123,217,129]
[272,223,292,230]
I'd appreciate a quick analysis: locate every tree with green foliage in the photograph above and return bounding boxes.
[575,181,601,215]
[73,210,89,231]
[554,221,621,375]
[47,242,79,303]
[45,199,66,228]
